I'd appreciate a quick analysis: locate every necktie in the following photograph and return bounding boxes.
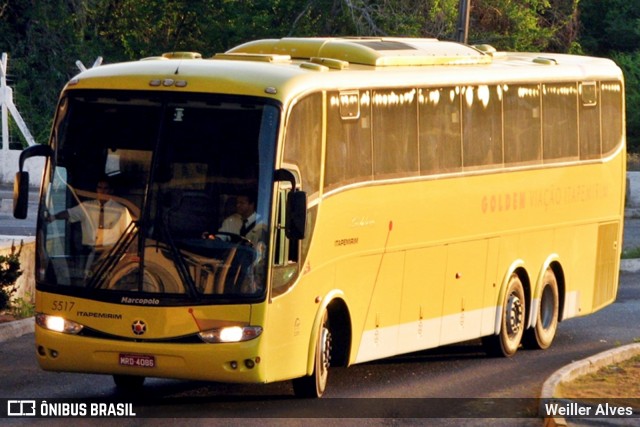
[240,219,248,236]
[96,204,105,246]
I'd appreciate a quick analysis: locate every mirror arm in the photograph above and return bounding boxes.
[274,168,297,191]
[19,144,52,172]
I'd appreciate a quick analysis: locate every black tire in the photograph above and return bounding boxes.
[483,273,526,357]
[113,374,145,392]
[523,268,559,350]
[292,311,331,398]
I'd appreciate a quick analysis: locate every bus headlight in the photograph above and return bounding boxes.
[36,313,84,334]
[198,325,262,343]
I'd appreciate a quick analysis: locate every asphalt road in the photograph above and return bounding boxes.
[0,184,38,237]
[0,270,638,425]
[624,217,640,251]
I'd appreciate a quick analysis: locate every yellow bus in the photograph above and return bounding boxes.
[15,37,625,398]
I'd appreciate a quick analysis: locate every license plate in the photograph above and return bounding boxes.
[119,353,155,368]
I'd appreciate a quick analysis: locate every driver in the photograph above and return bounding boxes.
[203,192,266,294]
[203,192,265,245]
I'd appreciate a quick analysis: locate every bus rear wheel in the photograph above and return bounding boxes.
[292,310,332,398]
[483,273,525,357]
[523,268,559,350]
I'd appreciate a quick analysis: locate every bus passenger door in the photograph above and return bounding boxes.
[263,184,307,381]
[271,184,299,295]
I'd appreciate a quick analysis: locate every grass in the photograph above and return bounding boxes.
[10,295,35,318]
[556,354,640,409]
[629,152,640,171]
[622,247,640,259]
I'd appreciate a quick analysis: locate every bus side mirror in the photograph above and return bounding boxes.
[13,171,29,219]
[286,190,307,240]
[13,144,52,219]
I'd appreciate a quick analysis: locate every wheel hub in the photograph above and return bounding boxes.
[506,293,524,336]
[320,328,332,371]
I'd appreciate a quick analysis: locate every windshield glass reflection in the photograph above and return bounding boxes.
[40,91,278,301]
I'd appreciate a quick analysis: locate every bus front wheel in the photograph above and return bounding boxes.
[113,374,145,392]
[483,273,525,357]
[523,268,559,350]
[292,310,332,398]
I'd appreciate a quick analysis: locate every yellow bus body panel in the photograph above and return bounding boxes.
[35,291,269,383]
[36,38,625,385]
[299,150,624,364]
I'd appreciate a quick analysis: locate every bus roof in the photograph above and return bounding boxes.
[225,37,493,67]
[66,37,623,102]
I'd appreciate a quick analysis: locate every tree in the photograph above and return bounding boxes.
[0,1,92,144]
[579,0,640,151]
[579,0,640,54]
[610,52,640,152]
[0,0,612,153]
[468,0,580,52]
[273,0,579,51]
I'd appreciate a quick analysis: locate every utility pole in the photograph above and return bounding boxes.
[457,0,471,44]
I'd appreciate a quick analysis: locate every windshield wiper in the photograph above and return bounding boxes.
[88,221,138,289]
[160,212,199,299]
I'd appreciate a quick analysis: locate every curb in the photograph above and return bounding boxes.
[541,343,640,427]
[0,316,34,343]
[620,258,640,273]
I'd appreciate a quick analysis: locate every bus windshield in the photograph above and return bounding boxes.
[40,90,278,303]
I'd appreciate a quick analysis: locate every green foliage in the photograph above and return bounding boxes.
[579,0,640,54]
[0,290,9,312]
[0,1,88,144]
[471,0,552,50]
[579,0,640,152]
[0,242,23,311]
[622,247,640,259]
[2,0,636,152]
[11,293,35,319]
[610,52,640,152]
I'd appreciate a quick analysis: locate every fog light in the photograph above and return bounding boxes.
[244,359,255,369]
[230,361,238,370]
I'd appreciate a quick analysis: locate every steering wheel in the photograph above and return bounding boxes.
[203,231,253,247]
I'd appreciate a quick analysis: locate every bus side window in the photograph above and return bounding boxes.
[542,83,579,162]
[579,81,601,160]
[601,81,623,156]
[272,186,299,294]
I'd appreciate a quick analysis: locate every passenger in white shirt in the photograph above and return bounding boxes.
[49,177,132,249]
